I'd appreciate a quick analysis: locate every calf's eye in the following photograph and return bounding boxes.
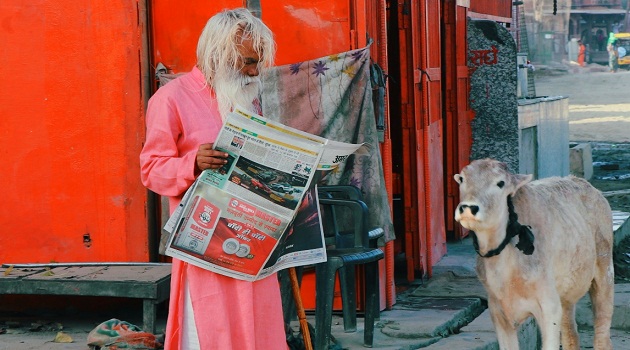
[497,180,505,188]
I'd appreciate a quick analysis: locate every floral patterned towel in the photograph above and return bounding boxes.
[262,45,394,243]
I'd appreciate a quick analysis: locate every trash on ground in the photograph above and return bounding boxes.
[53,331,73,343]
[87,318,162,350]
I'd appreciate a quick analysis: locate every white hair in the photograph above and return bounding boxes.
[196,8,275,85]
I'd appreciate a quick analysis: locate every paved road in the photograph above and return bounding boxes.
[535,67,630,143]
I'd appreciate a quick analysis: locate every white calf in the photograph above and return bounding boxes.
[454,158,614,350]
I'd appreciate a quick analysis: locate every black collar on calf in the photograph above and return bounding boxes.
[471,195,535,258]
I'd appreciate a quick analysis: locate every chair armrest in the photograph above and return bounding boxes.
[367,227,384,247]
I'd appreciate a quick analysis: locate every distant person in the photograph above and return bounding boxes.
[607,33,619,73]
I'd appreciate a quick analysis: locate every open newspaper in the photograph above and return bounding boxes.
[163,108,366,281]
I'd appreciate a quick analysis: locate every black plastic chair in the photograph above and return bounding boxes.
[317,186,384,334]
[314,195,384,349]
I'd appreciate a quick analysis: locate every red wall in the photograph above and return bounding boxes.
[0,1,148,263]
[150,0,355,73]
[150,0,244,73]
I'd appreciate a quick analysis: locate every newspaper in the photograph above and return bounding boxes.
[163,108,365,281]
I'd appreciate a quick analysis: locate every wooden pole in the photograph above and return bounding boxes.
[288,267,313,350]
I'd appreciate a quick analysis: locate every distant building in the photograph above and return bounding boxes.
[568,0,627,64]
[523,0,628,64]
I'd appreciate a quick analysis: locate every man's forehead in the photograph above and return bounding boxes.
[238,37,261,61]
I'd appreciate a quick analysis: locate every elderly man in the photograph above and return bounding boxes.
[140,8,286,350]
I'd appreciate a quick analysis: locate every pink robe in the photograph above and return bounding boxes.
[140,67,287,350]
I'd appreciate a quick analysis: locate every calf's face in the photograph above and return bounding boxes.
[454,159,532,232]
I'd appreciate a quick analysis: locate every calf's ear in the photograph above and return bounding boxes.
[511,174,533,195]
[454,174,463,184]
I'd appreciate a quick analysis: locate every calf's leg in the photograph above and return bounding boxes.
[488,300,519,350]
[560,301,580,350]
[536,298,562,350]
[590,262,614,350]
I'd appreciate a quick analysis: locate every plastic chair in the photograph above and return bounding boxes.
[315,196,384,349]
[317,186,384,334]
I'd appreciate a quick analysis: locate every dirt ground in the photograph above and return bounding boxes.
[534,66,630,212]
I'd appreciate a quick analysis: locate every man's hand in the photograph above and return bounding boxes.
[195,143,228,173]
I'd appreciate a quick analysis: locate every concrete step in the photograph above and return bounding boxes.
[422,311,539,350]
[613,210,630,247]
[320,296,486,350]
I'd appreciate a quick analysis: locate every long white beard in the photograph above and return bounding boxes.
[213,70,261,121]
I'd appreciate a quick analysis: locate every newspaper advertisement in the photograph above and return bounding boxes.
[163,108,365,281]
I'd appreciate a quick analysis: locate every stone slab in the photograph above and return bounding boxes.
[423,310,539,350]
[613,210,630,247]
[569,142,593,180]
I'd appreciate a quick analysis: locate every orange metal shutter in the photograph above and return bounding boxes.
[0,1,148,263]
[410,0,446,275]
